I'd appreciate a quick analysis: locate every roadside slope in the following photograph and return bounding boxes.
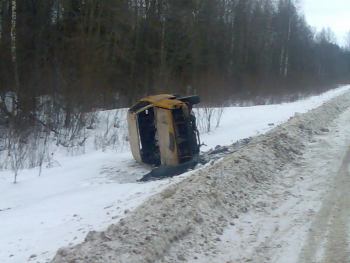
[52,92,350,263]
[192,103,350,263]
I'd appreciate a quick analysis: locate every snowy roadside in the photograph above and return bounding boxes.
[1,85,350,263]
[50,90,350,262]
[195,106,350,263]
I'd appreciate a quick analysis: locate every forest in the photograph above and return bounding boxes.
[0,0,350,134]
[3,1,350,261]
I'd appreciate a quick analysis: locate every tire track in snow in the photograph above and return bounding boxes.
[299,146,350,263]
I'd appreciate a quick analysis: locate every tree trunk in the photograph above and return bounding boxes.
[11,0,19,96]
[283,2,292,78]
[159,16,166,84]
[0,0,3,42]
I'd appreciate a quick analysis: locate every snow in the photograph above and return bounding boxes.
[50,85,350,263]
[0,85,349,263]
[205,104,350,263]
[200,84,350,150]
[0,152,187,263]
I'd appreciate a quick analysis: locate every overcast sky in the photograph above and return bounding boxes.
[301,0,350,45]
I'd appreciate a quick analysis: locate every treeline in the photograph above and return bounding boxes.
[1,0,350,121]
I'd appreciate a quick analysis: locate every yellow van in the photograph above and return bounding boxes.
[127,94,200,167]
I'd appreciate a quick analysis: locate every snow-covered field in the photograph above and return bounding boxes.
[1,85,350,263]
[200,85,350,150]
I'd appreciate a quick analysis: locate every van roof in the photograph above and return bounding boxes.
[134,94,185,110]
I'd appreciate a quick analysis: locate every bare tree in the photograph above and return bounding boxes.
[345,31,350,51]
[11,0,20,96]
[195,107,225,133]
[57,111,88,149]
[214,108,225,129]
[93,109,128,151]
[37,131,49,177]
[316,28,337,44]
[8,130,28,183]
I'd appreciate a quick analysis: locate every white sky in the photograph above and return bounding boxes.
[301,0,350,45]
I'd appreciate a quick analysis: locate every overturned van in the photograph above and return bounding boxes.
[127,94,200,167]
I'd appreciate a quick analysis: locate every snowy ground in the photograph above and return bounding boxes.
[200,84,350,150]
[50,85,350,263]
[0,153,190,263]
[197,104,350,263]
[1,85,350,263]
